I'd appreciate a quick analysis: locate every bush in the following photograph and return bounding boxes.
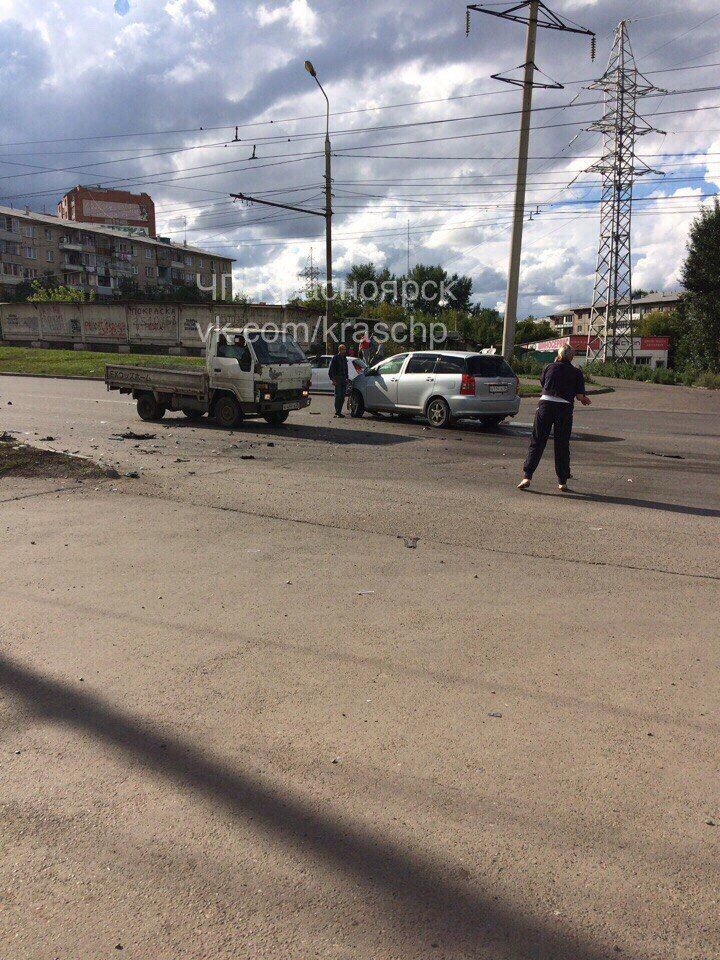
[510,353,547,376]
[585,361,682,385]
[692,370,720,389]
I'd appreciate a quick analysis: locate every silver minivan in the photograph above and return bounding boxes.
[349,351,520,428]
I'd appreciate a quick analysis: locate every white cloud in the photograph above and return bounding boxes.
[256,0,318,39]
[164,0,215,27]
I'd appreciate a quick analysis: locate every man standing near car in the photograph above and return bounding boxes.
[518,344,591,492]
[329,342,349,418]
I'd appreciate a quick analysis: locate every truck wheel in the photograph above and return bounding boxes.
[263,411,289,426]
[137,393,165,422]
[349,390,365,418]
[181,408,205,420]
[214,395,242,428]
[426,397,452,429]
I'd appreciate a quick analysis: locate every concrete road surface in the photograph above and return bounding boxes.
[0,374,718,960]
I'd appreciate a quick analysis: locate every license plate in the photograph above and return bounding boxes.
[283,401,300,410]
[489,384,508,394]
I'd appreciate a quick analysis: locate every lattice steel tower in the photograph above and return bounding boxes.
[585,21,665,362]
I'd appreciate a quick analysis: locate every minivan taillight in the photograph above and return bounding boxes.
[460,373,476,395]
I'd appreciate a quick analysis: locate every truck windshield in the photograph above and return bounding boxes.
[247,333,306,365]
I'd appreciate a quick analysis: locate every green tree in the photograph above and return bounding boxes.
[27,280,93,303]
[471,307,503,348]
[402,264,473,314]
[681,200,720,371]
[514,317,555,345]
[637,308,688,369]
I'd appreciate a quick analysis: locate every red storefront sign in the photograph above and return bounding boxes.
[639,337,670,351]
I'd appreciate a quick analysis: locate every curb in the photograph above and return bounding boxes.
[0,371,103,382]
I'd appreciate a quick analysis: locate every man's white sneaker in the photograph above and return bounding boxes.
[517,478,531,490]
[558,483,568,492]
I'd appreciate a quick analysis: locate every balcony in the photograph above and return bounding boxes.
[60,238,85,252]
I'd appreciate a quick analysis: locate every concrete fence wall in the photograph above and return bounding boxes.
[0,301,319,354]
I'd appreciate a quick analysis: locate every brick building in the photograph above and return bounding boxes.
[0,204,233,299]
[57,186,156,237]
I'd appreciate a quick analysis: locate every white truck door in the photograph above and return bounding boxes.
[210,334,255,403]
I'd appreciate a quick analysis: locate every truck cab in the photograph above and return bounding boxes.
[206,326,311,425]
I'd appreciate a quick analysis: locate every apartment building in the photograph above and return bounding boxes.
[544,292,682,337]
[0,205,233,299]
[57,186,157,237]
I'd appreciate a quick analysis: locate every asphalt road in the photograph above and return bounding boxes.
[1,374,718,960]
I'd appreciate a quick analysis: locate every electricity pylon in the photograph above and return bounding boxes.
[299,248,321,299]
[585,21,665,363]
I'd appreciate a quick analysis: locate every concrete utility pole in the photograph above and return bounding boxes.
[305,60,334,349]
[502,1,538,360]
[466,2,594,359]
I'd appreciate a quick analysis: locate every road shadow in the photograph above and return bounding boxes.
[526,488,720,519]
[498,424,625,443]
[162,417,415,447]
[1,653,614,960]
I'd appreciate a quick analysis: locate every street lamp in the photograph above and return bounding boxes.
[305,60,333,349]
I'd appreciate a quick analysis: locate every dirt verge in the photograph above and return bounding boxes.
[0,433,105,480]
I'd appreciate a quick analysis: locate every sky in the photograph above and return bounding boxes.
[1,0,720,316]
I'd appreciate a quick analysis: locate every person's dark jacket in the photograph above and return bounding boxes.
[328,353,349,382]
[540,360,586,406]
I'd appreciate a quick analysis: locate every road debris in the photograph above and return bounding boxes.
[111,431,157,441]
[400,536,419,549]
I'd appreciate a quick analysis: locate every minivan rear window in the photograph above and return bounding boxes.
[435,356,466,374]
[467,355,515,378]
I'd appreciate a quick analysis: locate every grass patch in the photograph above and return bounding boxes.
[0,346,204,379]
[0,432,105,480]
[518,379,542,397]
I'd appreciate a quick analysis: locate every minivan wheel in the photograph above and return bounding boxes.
[426,397,452,429]
[350,390,365,418]
[214,395,243,428]
[137,393,165,422]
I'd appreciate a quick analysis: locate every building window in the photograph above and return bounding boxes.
[46,250,54,262]
[23,225,35,238]
[131,265,138,276]
[145,248,152,260]
[145,265,155,277]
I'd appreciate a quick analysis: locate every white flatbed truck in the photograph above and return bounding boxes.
[105,327,312,427]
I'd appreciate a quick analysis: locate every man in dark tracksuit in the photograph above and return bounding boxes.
[328,343,349,418]
[518,344,591,492]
